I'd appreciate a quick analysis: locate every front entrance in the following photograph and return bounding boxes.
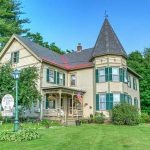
[42,87,85,118]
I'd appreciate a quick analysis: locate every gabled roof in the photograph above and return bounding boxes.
[92,18,127,58]
[11,35,94,70]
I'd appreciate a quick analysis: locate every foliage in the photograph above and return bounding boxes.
[0,112,3,121]
[25,32,65,54]
[0,0,29,49]
[0,63,14,99]
[19,67,41,109]
[40,119,62,128]
[41,119,51,128]
[94,112,105,124]
[140,112,149,123]
[0,64,41,108]
[127,49,150,113]
[112,103,140,125]
[0,129,39,142]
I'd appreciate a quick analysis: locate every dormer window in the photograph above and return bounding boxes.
[11,51,19,63]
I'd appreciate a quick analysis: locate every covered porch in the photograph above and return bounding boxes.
[42,87,85,120]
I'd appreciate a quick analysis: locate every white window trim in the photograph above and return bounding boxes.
[112,67,119,82]
[99,93,106,111]
[70,74,76,86]
[49,69,55,83]
[98,68,105,82]
[11,51,19,64]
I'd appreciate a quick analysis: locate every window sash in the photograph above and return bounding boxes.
[71,75,76,86]
[113,94,120,106]
[99,94,106,110]
[12,51,19,63]
[59,73,63,85]
[98,68,105,82]
[49,69,54,83]
[112,68,119,81]
[128,75,131,87]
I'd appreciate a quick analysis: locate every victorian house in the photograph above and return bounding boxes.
[0,18,141,120]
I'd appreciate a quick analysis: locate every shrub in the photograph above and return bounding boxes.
[94,112,105,124]
[80,119,89,124]
[41,119,62,128]
[41,119,51,128]
[0,112,3,121]
[112,103,140,125]
[140,112,149,123]
[0,129,40,142]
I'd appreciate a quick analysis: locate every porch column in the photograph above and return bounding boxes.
[40,94,46,120]
[59,90,62,109]
[72,94,74,117]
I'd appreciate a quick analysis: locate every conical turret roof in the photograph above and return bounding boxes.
[92,18,127,58]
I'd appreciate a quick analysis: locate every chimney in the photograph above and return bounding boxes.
[77,43,82,52]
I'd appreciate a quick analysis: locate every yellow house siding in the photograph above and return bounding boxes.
[68,68,94,117]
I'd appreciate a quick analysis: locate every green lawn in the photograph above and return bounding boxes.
[0,124,150,150]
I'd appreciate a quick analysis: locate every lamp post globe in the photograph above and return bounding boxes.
[12,69,20,132]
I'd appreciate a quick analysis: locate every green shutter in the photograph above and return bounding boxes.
[96,94,99,111]
[109,93,113,109]
[96,69,99,83]
[46,94,49,109]
[11,52,13,63]
[16,51,19,63]
[109,67,112,81]
[120,93,124,103]
[119,68,123,82]
[106,93,110,110]
[57,72,60,84]
[54,71,57,84]
[105,67,109,82]
[63,73,65,86]
[46,69,50,82]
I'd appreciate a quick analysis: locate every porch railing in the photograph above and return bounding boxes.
[43,107,83,117]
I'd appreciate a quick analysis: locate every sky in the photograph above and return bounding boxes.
[21,0,150,54]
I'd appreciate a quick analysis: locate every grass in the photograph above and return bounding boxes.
[0,123,150,150]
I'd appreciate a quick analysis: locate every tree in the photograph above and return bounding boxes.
[25,32,65,54]
[0,0,29,49]
[127,50,150,113]
[0,63,41,109]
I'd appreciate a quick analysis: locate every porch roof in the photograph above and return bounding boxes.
[42,86,86,95]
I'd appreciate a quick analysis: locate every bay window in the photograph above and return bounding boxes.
[99,94,106,110]
[112,67,119,81]
[98,68,105,82]
[113,94,120,106]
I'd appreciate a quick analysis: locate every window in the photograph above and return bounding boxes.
[113,94,120,106]
[133,78,137,90]
[11,51,19,63]
[134,98,138,108]
[112,67,119,81]
[49,69,54,83]
[59,73,63,85]
[124,69,128,83]
[128,75,131,88]
[49,101,55,109]
[99,94,106,110]
[128,96,132,105]
[70,74,76,86]
[47,69,56,83]
[98,68,105,82]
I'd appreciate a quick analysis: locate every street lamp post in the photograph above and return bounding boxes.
[12,69,20,132]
